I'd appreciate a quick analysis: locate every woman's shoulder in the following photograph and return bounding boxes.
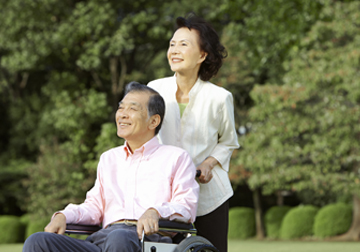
[199,81,232,99]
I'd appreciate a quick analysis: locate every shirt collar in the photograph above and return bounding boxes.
[122,136,160,160]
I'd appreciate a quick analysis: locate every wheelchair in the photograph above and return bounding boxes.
[65,219,219,252]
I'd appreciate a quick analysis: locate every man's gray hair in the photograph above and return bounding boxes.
[124,81,165,135]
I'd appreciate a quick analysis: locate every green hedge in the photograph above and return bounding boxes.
[280,205,318,239]
[25,218,50,239]
[314,203,352,238]
[228,207,255,239]
[0,215,25,244]
[264,206,292,238]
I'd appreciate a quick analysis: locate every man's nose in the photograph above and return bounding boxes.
[116,110,128,120]
[120,111,128,118]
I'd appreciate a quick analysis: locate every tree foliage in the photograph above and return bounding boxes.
[0,0,228,215]
[213,0,323,125]
[1,0,359,222]
[236,0,360,199]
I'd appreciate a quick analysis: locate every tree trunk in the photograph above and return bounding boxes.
[276,190,284,206]
[118,55,127,95]
[19,72,29,88]
[109,55,127,109]
[91,71,103,87]
[332,195,360,241]
[252,188,265,239]
[110,56,119,96]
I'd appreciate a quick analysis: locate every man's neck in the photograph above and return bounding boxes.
[126,135,154,154]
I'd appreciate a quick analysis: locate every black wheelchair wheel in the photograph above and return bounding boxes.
[173,236,219,252]
[192,244,220,252]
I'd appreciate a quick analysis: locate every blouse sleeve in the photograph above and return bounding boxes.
[209,92,239,172]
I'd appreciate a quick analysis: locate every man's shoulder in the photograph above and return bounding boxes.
[99,145,124,159]
[157,144,190,157]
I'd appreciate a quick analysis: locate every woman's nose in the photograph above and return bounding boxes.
[170,45,179,54]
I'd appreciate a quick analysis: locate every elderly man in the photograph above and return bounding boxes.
[23,82,199,252]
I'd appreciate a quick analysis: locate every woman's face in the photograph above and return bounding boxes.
[167,27,207,76]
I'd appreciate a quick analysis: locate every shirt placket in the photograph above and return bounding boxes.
[124,152,141,219]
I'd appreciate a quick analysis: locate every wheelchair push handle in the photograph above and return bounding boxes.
[196,170,201,178]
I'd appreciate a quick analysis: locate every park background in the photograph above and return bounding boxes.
[0,0,360,250]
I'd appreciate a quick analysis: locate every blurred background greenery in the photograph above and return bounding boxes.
[0,0,359,242]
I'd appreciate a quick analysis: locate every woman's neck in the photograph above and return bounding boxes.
[175,73,198,103]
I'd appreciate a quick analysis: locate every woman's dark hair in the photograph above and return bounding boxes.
[175,15,227,81]
[124,81,165,135]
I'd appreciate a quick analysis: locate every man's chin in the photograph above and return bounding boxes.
[117,132,128,139]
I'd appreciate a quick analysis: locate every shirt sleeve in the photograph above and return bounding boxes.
[56,162,105,226]
[210,92,240,172]
[153,151,200,223]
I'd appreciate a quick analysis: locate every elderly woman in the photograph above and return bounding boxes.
[148,15,239,252]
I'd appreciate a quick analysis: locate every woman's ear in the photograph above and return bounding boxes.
[148,114,161,132]
[198,51,208,64]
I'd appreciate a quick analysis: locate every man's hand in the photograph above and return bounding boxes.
[137,208,160,240]
[197,157,219,184]
[44,213,66,235]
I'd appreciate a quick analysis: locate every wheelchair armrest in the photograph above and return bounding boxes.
[158,220,193,230]
[65,220,196,235]
[65,224,102,235]
[158,220,196,234]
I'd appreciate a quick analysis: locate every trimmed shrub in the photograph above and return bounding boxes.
[314,203,352,238]
[264,206,292,238]
[0,215,25,244]
[20,214,31,226]
[280,205,318,239]
[228,207,256,239]
[25,218,50,239]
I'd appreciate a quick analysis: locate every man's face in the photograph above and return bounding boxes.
[115,91,152,143]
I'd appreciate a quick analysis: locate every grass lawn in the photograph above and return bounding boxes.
[228,239,360,252]
[0,244,23,252]
[2,240,360,252]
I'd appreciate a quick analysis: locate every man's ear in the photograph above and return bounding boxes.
[148,114,161,131]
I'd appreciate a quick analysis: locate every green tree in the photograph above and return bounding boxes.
[213,0,323,127]
[0,0,229,216]
[214,0,324,238]
[236,1,360,240]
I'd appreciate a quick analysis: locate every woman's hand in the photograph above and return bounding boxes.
[196,157,219,184]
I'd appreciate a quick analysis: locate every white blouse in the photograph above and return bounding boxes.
[148,76,239,216]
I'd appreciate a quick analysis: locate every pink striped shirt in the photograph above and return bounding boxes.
[60,137,199,228]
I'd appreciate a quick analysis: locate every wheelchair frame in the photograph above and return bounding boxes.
[65,220,219,252]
